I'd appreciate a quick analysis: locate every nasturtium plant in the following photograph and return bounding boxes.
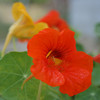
[74,61,100,100]
[0,2,100,100]
[0,52,1,60]
[70,28,80,39]
[0,96,5,100]
[95,23,100,37]
[76,43,84,51]
[92,62,100,86]
[75,86,100,100]
[0,52,71,100]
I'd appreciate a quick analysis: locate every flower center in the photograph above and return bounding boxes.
[46,50,62,66]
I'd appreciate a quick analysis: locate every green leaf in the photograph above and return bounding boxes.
[76,43,84,51]
[95,23,100,37]
[0,52,71,100]
[0,51,1,60]
[75,86,100,100]
[92,62,100,86]
[70,28,81,39]
[0,96,5,100]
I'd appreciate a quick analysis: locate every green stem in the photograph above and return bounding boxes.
[37,81,42,100]
[47,86,64,100]
[71,96,75,100]
[13,37,17,51]
[1,33,12,57]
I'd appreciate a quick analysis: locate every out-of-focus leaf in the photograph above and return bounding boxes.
[0,96,5,100]
[76,43,84,51]
[0,52,71,100]
[75,86,100,100]
[44,86,71,100]
[0,52,1,60]
[95,23,100,36]
[30,0,47,4]
[70,28,81,39]
[92,62,100,86]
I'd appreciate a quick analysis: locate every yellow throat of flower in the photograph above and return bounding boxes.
[46,50,62,65]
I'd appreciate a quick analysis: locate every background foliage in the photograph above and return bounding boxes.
[0,51,100,100]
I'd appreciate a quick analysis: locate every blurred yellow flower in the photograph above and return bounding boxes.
[2,2,48,57]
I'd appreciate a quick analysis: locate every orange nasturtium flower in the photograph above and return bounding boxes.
[27,28,93,96]
[1,2,48,57]
[37,10,60,27]
[37,10,69,31]
[93,54,100,63]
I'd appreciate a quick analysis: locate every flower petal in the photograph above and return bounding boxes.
[37,10,59,27]
[59,66,92,96]
[12,2,26,20]
[67,51,93,71]
[31,59,65,87]
[12,2,33,25]
[18,38,29,42]
[33,22,48,34]
[27,28,76,59]
[93,54,100,63]
[56,18,69,31]
[27,28,59,59]
[56,29,76,59]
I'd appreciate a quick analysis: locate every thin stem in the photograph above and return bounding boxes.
[36,50,51,100]
[37,81,42,100]
[1,33,13,57]
[21,74,33,90]
[47,86,64,100]
[13,37,17,51]
[36,51,53,100]
[71,96,75,100]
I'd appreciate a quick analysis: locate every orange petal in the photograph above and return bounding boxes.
[59,66,92,96]
[56,18,69,31]
[31,59,65,87]
[67,51,93,71]
[27,28,59,59]
[37,10,59,27]
[56,29,76,59]
[93,54,100,63]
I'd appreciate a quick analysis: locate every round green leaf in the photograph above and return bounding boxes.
[0,96,5,100]
[75,86,100,100]
[92,62,100,86]
[70,27,81,39]
[95,23,100,37]
[0,51,1,60]
[0,52,71,100]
